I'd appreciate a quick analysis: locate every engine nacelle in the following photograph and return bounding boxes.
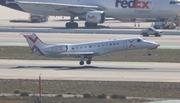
[86,11,105,23]
[78,11,105,23]
[44,45,67,53]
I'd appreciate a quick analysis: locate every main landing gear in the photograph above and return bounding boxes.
[65,16,78,28]
[66,22,78,28]
[79,55,92,65]
[65,16,98,28]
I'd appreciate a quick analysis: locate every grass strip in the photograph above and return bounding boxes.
[0,79,180,99]
[0,46,179,62]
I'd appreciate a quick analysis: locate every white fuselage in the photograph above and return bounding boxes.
[42,37,158,58]
[16,0,180,19]
[22,33,159,65]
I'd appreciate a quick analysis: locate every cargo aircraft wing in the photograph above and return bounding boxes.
[17,1,106,14]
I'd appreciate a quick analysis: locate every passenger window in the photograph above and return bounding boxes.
[72,47,74,50]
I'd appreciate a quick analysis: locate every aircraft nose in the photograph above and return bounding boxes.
[148,42,160,50]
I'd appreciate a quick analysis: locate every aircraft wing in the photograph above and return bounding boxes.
[17,1,106,14]
[62,52,96,55]
[61,51,100,57]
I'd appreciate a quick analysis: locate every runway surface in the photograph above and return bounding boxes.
[0,32,180,49]
[0,60,180,82]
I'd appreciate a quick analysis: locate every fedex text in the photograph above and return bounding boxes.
[115,0,150,9]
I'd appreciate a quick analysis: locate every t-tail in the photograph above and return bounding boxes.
[21,33,50,55]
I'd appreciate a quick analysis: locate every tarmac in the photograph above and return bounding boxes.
[0,60,180,82]
[1,5,180,103]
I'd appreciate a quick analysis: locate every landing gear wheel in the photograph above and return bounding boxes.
[79,61,84,65]
[66,22,78,28]
[148,52,151,56]
[86,60,91,65]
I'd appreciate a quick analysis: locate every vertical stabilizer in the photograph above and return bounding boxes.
[21,33,48,55]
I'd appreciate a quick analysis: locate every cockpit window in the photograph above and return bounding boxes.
[170,1,175,4]
[137,39,142,42]
[170,1,180,4]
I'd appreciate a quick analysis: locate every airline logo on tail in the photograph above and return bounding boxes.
[115,0,150,9]
[21,33,44,55]
[28,36,44,55]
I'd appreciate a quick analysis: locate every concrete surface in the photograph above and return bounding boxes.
[0,60,180,82]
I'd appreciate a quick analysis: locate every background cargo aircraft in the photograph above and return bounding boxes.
[22,33,159,65]
[1,0,180,28]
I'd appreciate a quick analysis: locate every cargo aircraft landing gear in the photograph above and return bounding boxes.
[66,16,78,28]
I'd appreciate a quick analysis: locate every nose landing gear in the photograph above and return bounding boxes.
[147,50,151,56]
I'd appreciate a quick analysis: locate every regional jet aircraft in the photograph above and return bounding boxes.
[1,0,180,28]
[22,33,159,65]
